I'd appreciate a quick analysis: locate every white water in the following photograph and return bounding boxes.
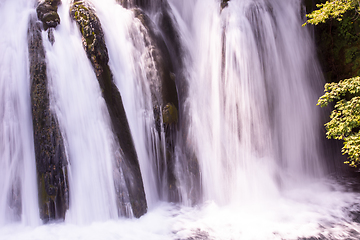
[172,0,324,205]
[88,0,161,207]
[42,0,122,223]
[0,0,39,226]
[2,0,360,239]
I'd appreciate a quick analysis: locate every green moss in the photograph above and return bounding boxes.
[162,103,178,125]
[28,16,69,222]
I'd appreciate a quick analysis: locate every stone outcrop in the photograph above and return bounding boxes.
[28,15,69,222]
[70,0,147,218]
[117,0,162,11]
[133,9,181,201]
[221,0,230,11]
[36,0,61,30]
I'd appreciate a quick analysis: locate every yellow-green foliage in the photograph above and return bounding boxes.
[304,0,359,26]
[307,0,360,167]
[318,77,360,167]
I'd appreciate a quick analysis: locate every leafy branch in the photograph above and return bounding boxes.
[318,77,360,166]
[303,0,360,26]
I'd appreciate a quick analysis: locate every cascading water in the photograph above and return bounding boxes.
[42,0,123,223]
[171,0,325,205]
[87,0,161,207]
[0,0,39,226]
[2,0,360,239]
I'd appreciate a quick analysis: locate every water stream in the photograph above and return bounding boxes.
[1,0,360,239]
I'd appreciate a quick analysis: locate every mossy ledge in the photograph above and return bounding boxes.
[28,15,69,222]
[70,0,147,218]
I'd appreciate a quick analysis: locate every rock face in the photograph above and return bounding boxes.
[133,9,181,201]
[28,15,69,222]
[36,0,61,30]
[117,0,162,10]
[70,0,147,218]
[221,0,230,10]
[126,1,201,204]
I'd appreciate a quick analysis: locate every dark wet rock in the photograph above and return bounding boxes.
[221,0,230,11]
[36,0,61,30]
[48,28,55,45]
[28,15,69,222]
[70,0,147,218]
[156,5,202,205]
[132,6,201,204]
[8,181,22,220]
[117,0,162,11]
[133,8,181,201]
[178,229,212,240]
[297,235,327,240]
[133,9,178,111]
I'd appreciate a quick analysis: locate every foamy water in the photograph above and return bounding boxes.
[1,0,360,239]
[1,179,360,240]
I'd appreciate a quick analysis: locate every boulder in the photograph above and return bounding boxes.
[221,0,230,11]
[36,0,61,30]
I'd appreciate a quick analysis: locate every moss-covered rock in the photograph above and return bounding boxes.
[36,0,61,30]
[70,0,147,218]
[162,103,178,125]
[28,15,69,222]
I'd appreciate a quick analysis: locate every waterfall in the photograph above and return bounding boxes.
[87,0,161,207]
[0,0,39,226]
[43,1,122,223]
[168,0,324,205]
[1,0,360,239]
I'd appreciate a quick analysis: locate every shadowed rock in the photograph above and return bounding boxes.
[133,9,181,201]
[70,0,147,218]
[28,15,69,222]
[221,0,230,11]
[117,0,162,11]
[36,0,61,31]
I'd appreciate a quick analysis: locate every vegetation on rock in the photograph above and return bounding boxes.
[306,0,360,167]
[318,77,360,167]
[28,15,69,222]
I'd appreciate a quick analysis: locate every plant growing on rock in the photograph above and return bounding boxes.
[318,77,360,167]
[306,0,360,167]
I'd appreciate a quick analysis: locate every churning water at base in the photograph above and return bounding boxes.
[2,0,360,239]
